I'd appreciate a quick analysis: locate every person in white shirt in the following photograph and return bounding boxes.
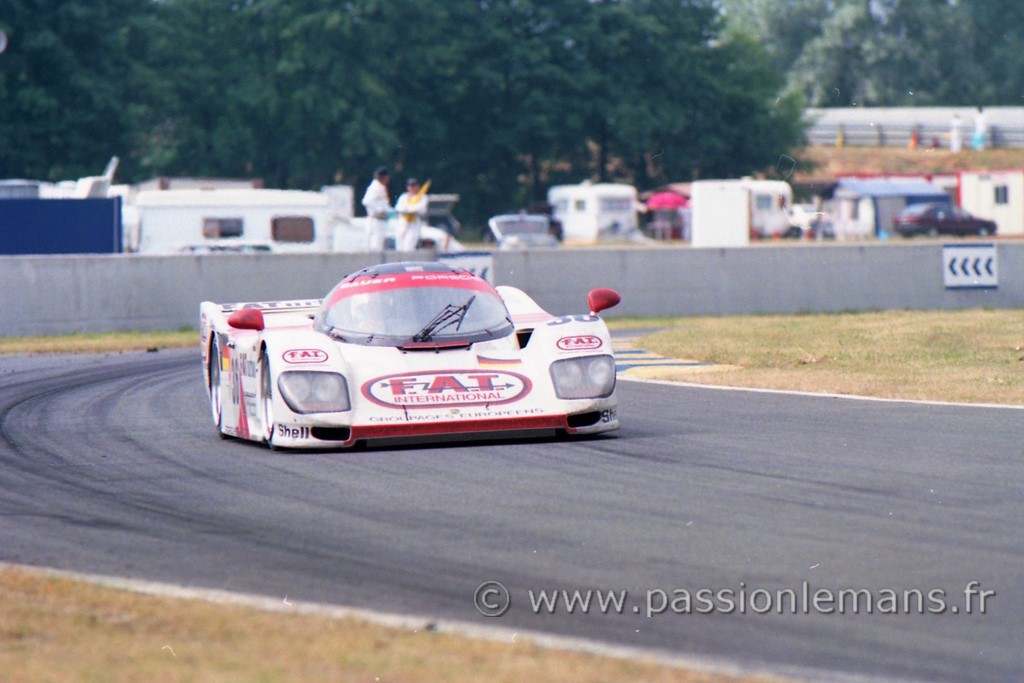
[361,166,392,250]
[394,177,429,252]
[972,106,988,150]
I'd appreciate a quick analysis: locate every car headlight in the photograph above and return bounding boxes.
[278,372,350,413]
[549,355,616,400]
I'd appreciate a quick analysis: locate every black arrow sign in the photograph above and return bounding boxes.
[944,246,996,288]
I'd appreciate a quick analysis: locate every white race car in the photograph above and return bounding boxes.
[199,261,621,449]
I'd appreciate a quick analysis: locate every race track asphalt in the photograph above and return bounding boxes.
[0,348,1020,682]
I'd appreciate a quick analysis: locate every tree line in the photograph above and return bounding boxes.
[721,0,1024,109]
[1,0,1017,229]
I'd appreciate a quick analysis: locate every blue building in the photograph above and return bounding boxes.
[829,178,950,239]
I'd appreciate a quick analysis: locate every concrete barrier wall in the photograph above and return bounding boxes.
[0,250,431,336]
[497,243,1024,317]
[1,243,1021,336]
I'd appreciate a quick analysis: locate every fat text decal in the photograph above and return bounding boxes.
[557,335,603,351]
[363,370,531,408]
[283,349,328,364]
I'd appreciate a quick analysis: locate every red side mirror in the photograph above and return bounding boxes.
[587,288,621,315]
[227,308,265,331]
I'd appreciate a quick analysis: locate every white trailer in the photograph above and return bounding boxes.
[127,186,353,253]
[958,169,1024,236]
[548,182,639,244]
[690,179,793,248]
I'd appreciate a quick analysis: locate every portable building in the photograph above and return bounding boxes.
[958,169,1024,236]
[829,178,949,239]
[689,179,793,247]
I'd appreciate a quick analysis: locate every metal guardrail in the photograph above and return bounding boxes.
[805,107,1024,149]
[806,122,1024,149]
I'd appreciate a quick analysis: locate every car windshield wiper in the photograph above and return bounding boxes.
[326,325,377,344]
[326,326,349,342]
[412,295,475,342]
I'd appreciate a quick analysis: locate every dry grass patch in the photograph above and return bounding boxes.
[635,309,1024,404]
[0,567,789,683]
[792,145,1024,183]
[6,310,1024,404]
[0,330,196,355]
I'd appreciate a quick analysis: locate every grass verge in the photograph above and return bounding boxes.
[617,309,1024,405]
[4,310,1022,404]
[0,329,196,355]
[0,566,786,683]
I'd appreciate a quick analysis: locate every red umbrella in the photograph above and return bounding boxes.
[646,191,689,209]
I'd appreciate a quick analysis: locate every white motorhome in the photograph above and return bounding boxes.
[690,179,793,248]
[126,186,353,253]
[548,182,639,243]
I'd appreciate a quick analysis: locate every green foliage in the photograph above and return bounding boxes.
[0,0,809,228]
[0,0,158,180]
[721,0,1024,107]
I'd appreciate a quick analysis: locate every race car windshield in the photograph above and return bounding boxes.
[316,285,512,346]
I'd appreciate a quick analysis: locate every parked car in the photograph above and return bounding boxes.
[526,200,564,241]
[787,203,835,240]
[381,224,466,252]
[425,193,462,236]
[487,214,560,249]
[893,203,997,238]
[178,240,275,254]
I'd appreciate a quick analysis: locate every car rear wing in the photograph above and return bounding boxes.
[200,299,323,337]
[216,299,322,314]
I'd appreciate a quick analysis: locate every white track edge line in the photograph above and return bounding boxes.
[618,375,1024,410]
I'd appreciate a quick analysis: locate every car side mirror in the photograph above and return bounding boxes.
[587,288,621,315]
[227,308,265,331]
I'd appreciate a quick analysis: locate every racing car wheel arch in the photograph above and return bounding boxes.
[207,335,228,438]
[258,344,277,449]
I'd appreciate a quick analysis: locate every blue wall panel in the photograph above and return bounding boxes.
[0,198,122,254]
